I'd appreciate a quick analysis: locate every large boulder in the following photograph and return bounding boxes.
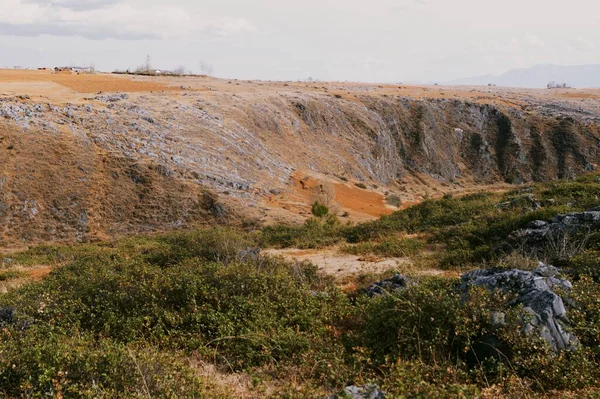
[513,208,600,246]
[460,263,578,352]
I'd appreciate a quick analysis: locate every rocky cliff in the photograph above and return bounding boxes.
[1,74,599,245]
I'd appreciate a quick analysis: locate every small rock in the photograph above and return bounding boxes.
[341,384,385,399]
[0,308,14,326]
[366,274,410,297]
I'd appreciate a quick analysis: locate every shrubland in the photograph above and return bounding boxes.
[3,175,600,397]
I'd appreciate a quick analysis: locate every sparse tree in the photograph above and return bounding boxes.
[310,182,340,215]
[198,61,214,76]
[173,65,188,76]
[145,55,152,73]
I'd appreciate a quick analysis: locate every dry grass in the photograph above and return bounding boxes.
[0,69,170,93]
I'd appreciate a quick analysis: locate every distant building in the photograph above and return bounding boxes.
[72,66,94,73]
[54,66,94,73]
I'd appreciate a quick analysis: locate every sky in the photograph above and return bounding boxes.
[0,0,598,82]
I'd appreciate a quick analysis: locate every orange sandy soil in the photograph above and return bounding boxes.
[262,171,397,223]
[262,170,515,224]
[290,171,394,217]
[4,68,600,100]
[27,266,53,280]
[0,69,172,93]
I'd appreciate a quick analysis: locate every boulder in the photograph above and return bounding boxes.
[0,308,14,326]
[460,263,578,352]
[513,208,600,246]
[366,274,410,297]
[328,385,385,399]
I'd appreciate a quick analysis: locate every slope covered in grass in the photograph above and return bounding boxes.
[3,176,600,397]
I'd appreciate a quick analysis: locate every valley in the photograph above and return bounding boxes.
[2,70,600,398]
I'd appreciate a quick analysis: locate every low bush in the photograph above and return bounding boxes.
[570,250,600,279]
[385,194,402,208]
[311,201,330,217]
[260,216,345,249]
[145,227,256,267]
[2,242,351,382]
[0,326,221,398]
[0,270,25,281]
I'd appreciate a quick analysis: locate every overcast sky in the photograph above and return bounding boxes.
[0,0,598,82]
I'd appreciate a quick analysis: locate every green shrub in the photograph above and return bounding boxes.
[3,253,350,373]
[0,326,222,398]
[311,201,330,218]
[570,250,600,279]
[537,180,600,211]
[356,276,600,393]
[261,216,344,249]
[385,195,402,208]
[145,228,255,267]
[0,270,25,281]
[357,278,491,365]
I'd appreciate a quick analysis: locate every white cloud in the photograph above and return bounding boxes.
[0,0,257,40]
[0,0,599,82]
[23,0,122,11]
[389,0,427,12]
[201,18,258,37]
[524,33,545,48]
[569,36,595,51]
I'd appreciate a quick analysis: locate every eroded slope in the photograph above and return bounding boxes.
[1,71,600,245]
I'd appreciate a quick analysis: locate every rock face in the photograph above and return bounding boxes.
[366,274,410,297]
[2,79,600,245]
[460,263,578,351]
[514,208,600,245]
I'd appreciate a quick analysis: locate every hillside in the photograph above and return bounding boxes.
[3,176,600,397]
[448,64,600,88]
[1,69,600,246]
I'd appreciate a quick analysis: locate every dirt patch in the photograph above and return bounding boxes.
[284,171,394,220]
[333,182,394,217]
[27,266,53,280]
[0,69,169,93]
[0,265,54,293]
[264,248,410,278]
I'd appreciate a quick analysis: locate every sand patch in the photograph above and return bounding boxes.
[264,248,410,278]
[286,171,395,220]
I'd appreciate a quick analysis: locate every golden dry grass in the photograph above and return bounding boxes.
[0,69,169,93]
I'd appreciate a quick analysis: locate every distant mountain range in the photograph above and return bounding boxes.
[446,64,600,89]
